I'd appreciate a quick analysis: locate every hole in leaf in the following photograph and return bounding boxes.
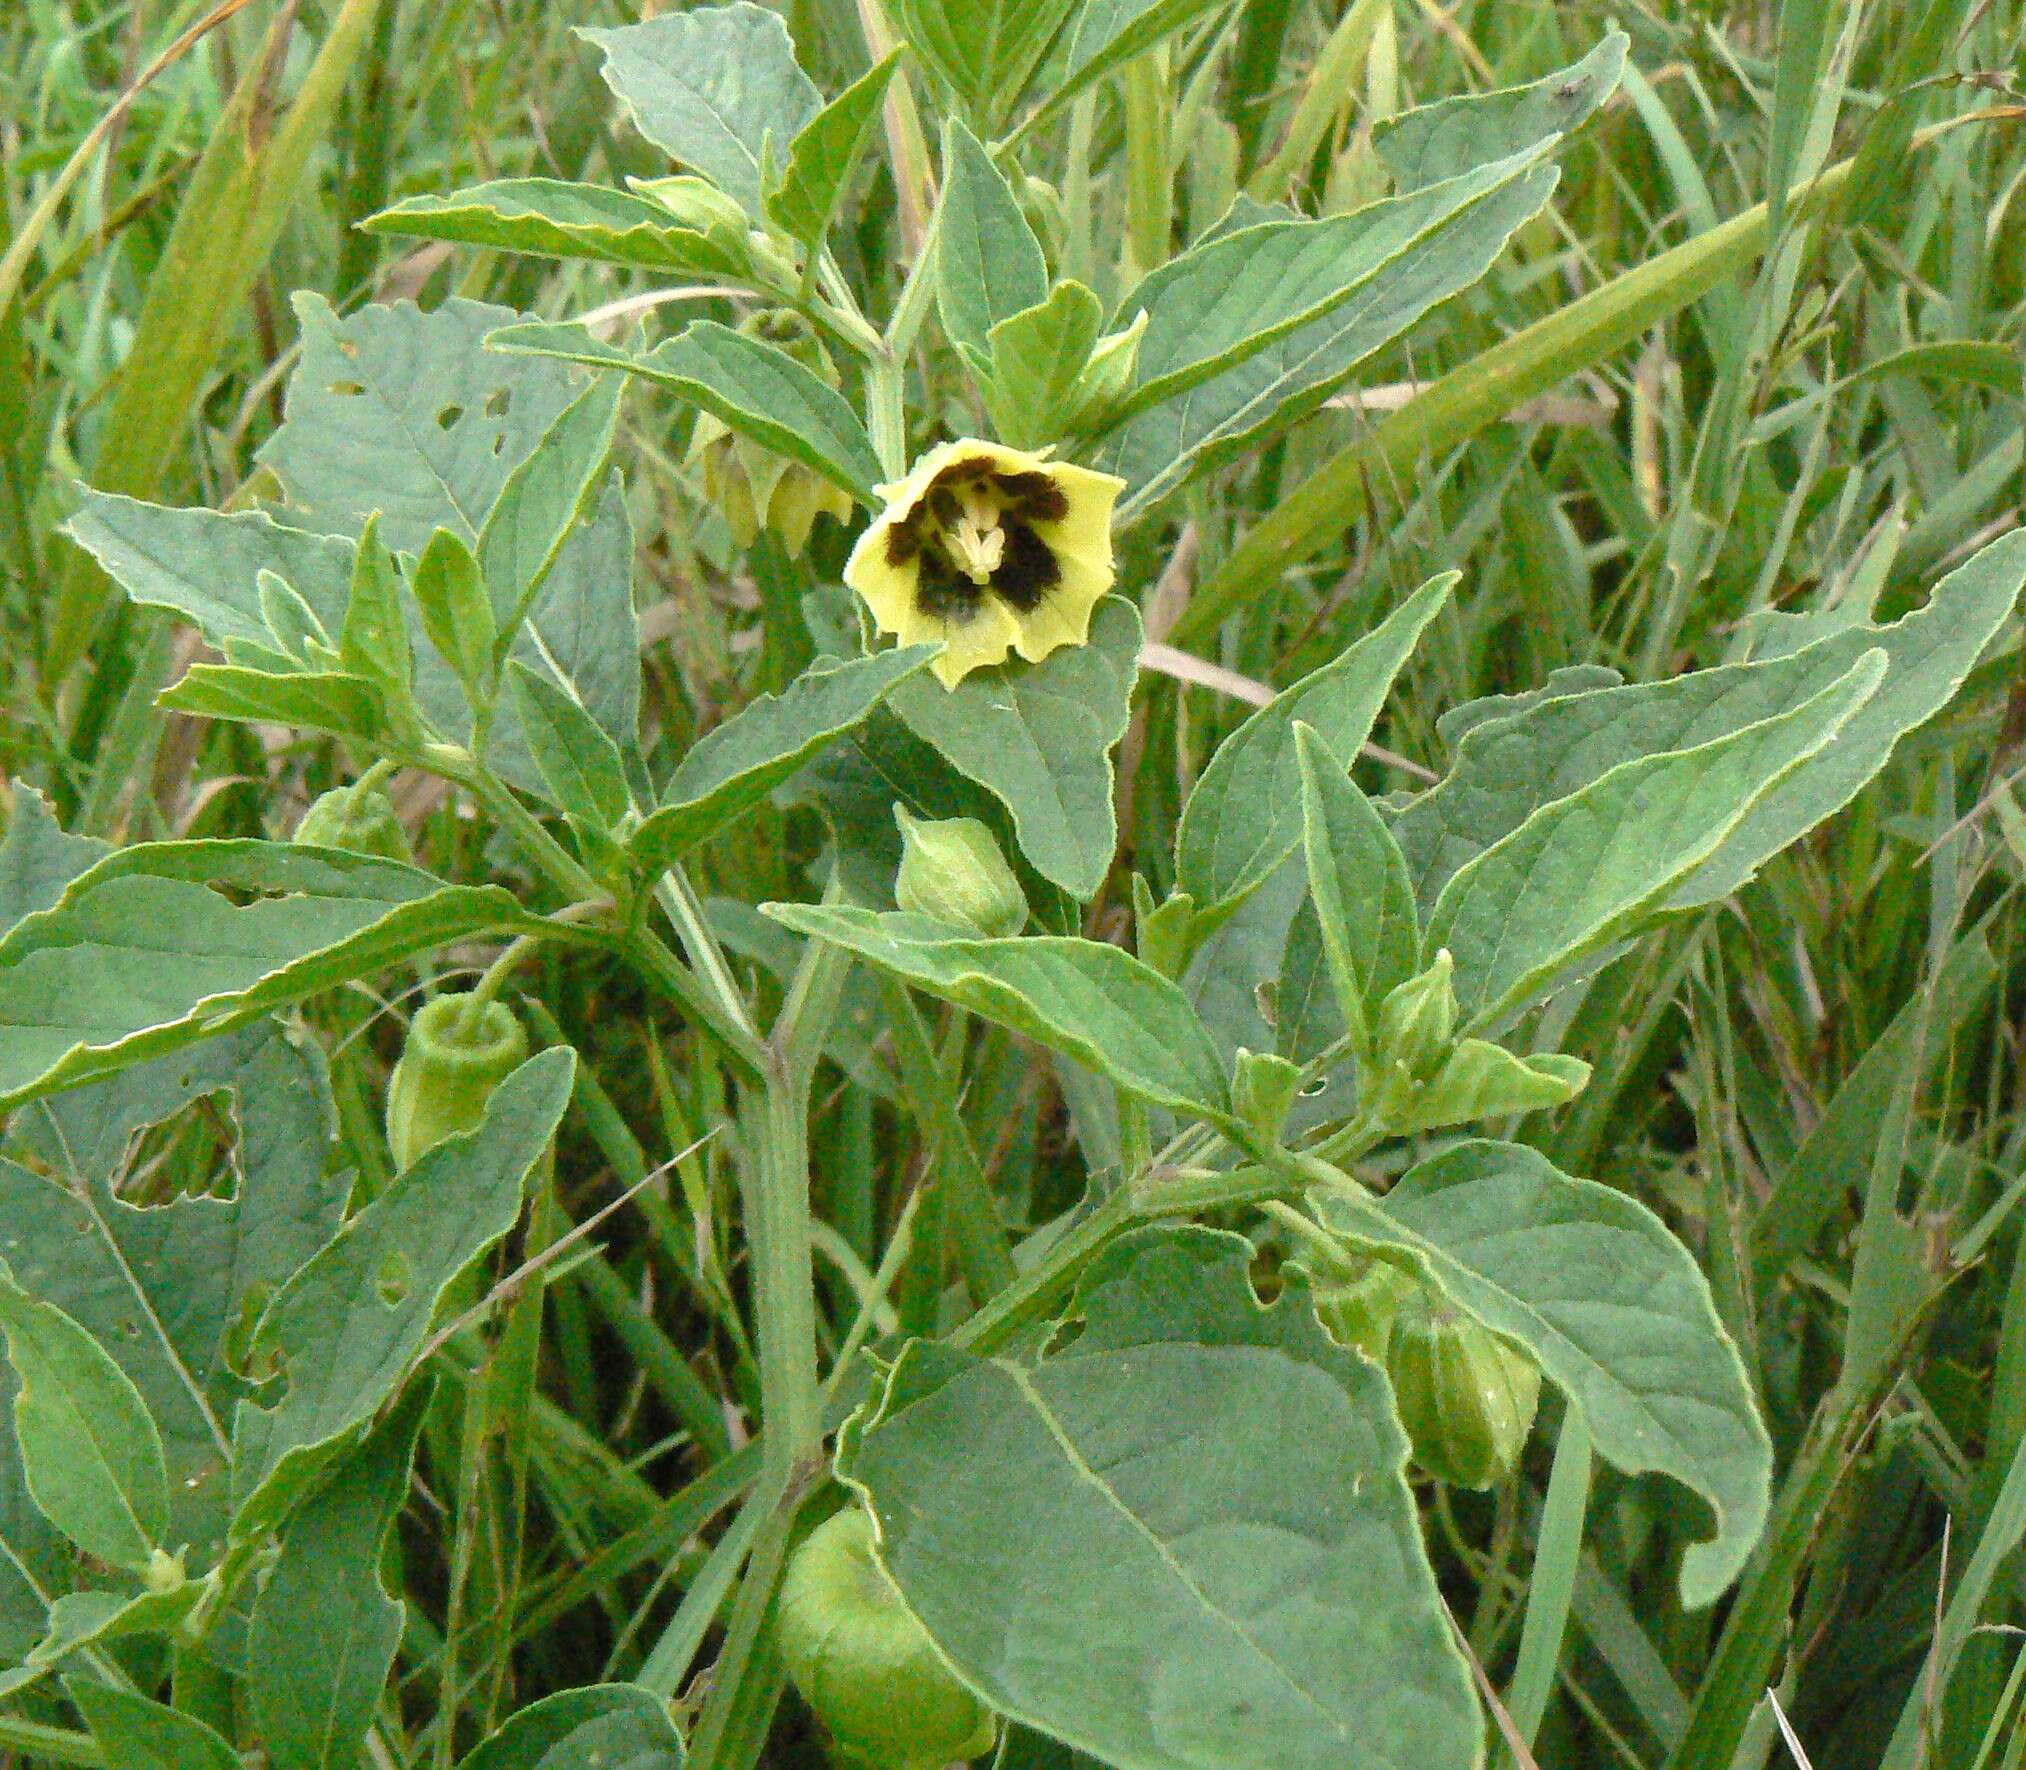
[435,404,464,430]
[1298,1075,1330,1097]
[484,387,510,417]
[491,433,506,456]
[376,1248,414,1308]
[327,380,365,397]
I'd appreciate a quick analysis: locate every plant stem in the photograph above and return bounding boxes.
[458,932,539,1035]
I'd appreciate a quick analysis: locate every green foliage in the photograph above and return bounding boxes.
[7,0,2026,1765]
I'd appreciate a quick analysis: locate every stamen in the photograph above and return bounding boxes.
[943,484,1006,584]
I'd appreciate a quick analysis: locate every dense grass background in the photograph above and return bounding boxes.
[5,0,2026,1764]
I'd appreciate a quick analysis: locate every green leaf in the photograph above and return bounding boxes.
[364,179,749,276]
[763,51,900,247]
[937,121,1050,367]
[340,514,416,720]
[0,841,524,1112]
[0,1280,167,1571]
[838,1226,1479,1770]
[457,1685,689,1770]
[1313,1140,1772,1607]
[488,319,881,502]
[896,0,1077,132]
[259,293,580,551]
[69,1680,240,1770]
[1294,723,1416,1055]
[21,1583,201,1674]
[413,525,498,706]
[985,280,1106,450]
[1424,652,1885,1026]
[507,661,633,830]
[1101,163,1560,517]
[3,1021,347,1564]
[1383,1042,1591,1135]
[156,664,384,742]
[1394,530,2026,911]
[0,787,108,934]
[248,1382,431,1770]
[1176,572,1452,922]
[479,373,625,629]
[763,907,1232,1121]
[580,5,821,212]
[1109,146,1558,426]
[232,1049,573,1537]
[632,647,937,871]
[64,492,354,655]
[502,473,644,777]
[1372,34,1627,189]
[887,597,1141,900]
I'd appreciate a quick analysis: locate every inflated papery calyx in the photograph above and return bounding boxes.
[384,993,530,1171]
[777,1506,998,1769]
[293,782,413,864]
[1387,1289,1542,1489]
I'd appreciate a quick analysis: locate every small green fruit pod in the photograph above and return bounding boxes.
[384,993,530,1171]
[776,1506,997,1770]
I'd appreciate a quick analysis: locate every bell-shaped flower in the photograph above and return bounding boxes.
[844,439,1124,687]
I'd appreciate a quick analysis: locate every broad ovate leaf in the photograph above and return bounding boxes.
[581,4,821,212]
[1312,1140,1771,1607]
[764,907,1232,1123]
[838,1226,1480,1770]
[888,597,1141,900]
[231,1049,574,1536]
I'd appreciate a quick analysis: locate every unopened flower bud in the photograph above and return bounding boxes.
[893,808,1026,939]
[1374,949,1456,1080]
[632,173,749,238]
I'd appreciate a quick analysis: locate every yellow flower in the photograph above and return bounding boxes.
[844,439,1124,688]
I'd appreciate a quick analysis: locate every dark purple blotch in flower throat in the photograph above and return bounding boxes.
[885,456,1069,622]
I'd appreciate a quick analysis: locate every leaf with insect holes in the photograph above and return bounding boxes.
[365,179,749,276]
[766,907,1232,1122]
[581,5,821,212]
[259,294,580,552]
[0,841,526,1112]
[2,1021,348,1566]
[489,320,882,502]
[1314,1139,1771,1607]
[838,1226,1479,1770]
[230,1050,573,1541]
[0,1280,166,1572]
[1177,574,1452,923]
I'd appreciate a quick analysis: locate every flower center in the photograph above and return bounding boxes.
[943,484,1006,585]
